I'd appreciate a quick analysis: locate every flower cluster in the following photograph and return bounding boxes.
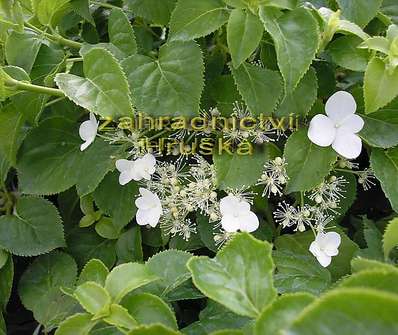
[257,157,289,197]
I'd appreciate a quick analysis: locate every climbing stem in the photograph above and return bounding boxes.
[5,77,65,97]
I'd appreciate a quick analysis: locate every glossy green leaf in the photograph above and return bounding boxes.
[78,259,109,286]
[286,288,398,335]
[230,62,282,116]
[127,324,180,335]
[71,0,94,24]
[108,9,137,56]
[122,293,178,330]
[364,57,398,114]
[105,263,159,303]
[351,257,398,273]
[32,0,71,27]
[30,44,65,84]
[124,0,177,25]
[103,304,138,330]
[214,144,280,190]
[227,8,264,68]
[19,252,77,330]
[74,282,111,315]
[122,41,204,117]
[284,129,337,193]
[55,48,133,119]
[371,147,398,212]
[255,293,315,335]
[55,313,96,335]
[17,117,83,195]
[274,67,317,117]
[0,196,65,256]
[360,111,398,148]
[0,256,13,310]
[5,30,42,73]
[170,0,229,41]
[273,250,331,295]
[260,7,319,92]
[336,0,383,28]
[383,218,398,260]
[94,171,138,230]
[328,36,370,72]
[116,227,143,263]
[188,233,276,318]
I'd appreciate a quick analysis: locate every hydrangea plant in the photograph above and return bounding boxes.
[1,0,398,334]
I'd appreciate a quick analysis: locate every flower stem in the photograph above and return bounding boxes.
[334,168,360,176]
[5,77,65,97]
[25,22,82,49]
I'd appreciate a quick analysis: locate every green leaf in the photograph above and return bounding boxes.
[351,257,398,273]
[0,102,28,166]
[55,313,96,335]
[116,227,143,263]
[122,41,204,117]
[55,48,133,119]
[230,62,282,116]
[383,218,398,260]
[337,268,398,295]
[95,218,121,240]
[382,0,398,24]
[273,250,331,295]
[122,293,178,330]
[181,301,249,335]
[356,218,384,261]
[5,30,42,73]
[255,293,315,335]
[0,250,7,270]
[124,0,177,25]
[74,282,111,315]
[19,252,77,330]
[94,171,138,231]
[71,0,94,24]
[17,117,83,195]
[108,9,137,56]
[227,8,264,68]
[30,44,65,84]
[364,57,398,114]
[144,249,193,299]
[103,304,138,330]
[0,256,13,310]
[360,111,398,148]
[170,0,229,41]
[67,228,116,269]
[105,263,159,303]
[284,129,337,193]
[328,36,370,72]
[0,313,5,335]
[260,7,319,92]
[336,0,383,28]
[0,196,65,256]
[76,139,122,197]
[370,147,398,212]
[188,233,276,318]
[127,324,180,335]
[286,288,398,335]
[78,259,109,286]
[274,67,317,117]
[80,43,126,61]
[214,144,280,190]
[32,0,71,27]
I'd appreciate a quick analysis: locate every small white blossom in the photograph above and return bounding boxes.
[219,195,259,233]
[116,153,156,185]
[79,112,98,151]
[308,91,364,159]
[135,188,162,227]
[309,231,341,267]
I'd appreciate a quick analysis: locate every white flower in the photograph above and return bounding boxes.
[115,153,156,185]
[219,195,259,233]
[79,113,98,151]
[309,231,341,267]
[308,91,364,159]
[135,188,162,227]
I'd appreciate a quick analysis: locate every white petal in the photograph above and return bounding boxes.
[325,91,357,123]
[323,232,341,256]
[119,171,133,185]
[339,114,364,134]
[220,195,240,215]
[239,211,259,232]
[316,253,332,267]
[116,159,134,172]
[332,131,362,159]
[309,241,322,258]
[237,199,251,213]
[221,215,241,232]
[142,153,156,166]
[79,119,97,141]
[80,140,93,151]
[136,209,160,227]
[308,114,336,147]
